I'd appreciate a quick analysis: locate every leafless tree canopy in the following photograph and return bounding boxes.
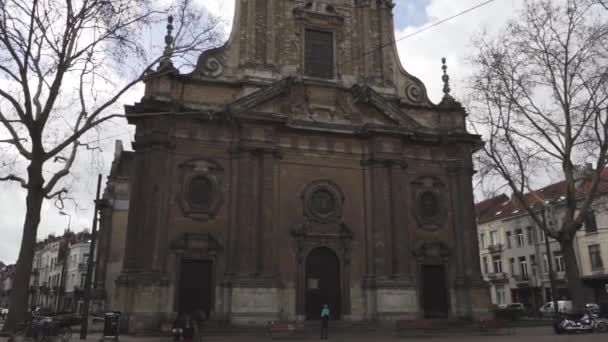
[0,0,221,331]
[0,0,220,197]
[469,0,608,309]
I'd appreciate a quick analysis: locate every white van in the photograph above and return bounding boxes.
[540,300,573,316]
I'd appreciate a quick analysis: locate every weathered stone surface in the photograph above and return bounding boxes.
[97,0,491,333]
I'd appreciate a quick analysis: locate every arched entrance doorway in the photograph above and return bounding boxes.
[305,247,341,320]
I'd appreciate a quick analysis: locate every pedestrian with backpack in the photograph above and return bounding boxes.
[320,304,330,340]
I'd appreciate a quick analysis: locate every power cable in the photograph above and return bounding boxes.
[340,0,498,67]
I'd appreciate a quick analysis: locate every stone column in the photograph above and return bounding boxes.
[448,160,491,319]
[228,145,281,324]
[115,119,175,332]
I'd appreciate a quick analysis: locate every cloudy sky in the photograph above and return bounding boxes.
[0,0,520,264]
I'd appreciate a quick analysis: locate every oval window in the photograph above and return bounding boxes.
[418,191,438,219]
[188,176,214,209]
[310,189,336,216]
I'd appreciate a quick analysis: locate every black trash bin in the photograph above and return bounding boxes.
[103,312,121,341]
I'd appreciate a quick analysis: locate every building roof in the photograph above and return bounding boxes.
[475,167,608,224]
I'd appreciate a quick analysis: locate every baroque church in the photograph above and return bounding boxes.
[95,0,491,333]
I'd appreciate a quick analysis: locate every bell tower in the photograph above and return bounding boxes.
[192,0,432,106]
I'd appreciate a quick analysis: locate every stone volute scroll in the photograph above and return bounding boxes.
[411,176,447,231]
[178,158,224,221]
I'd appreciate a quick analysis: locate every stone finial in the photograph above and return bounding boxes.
[159,15,175,70]
[441,57,451,96]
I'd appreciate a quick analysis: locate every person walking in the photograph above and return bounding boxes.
[320,304,330,340]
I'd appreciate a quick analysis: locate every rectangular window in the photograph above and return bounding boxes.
[490,230,500,245]
[526,226,534,245]
[585,211,598,233]
[305,30,334,79]
[506,231,512,248]
[480,233,486,249]
[555,254,565,272]
[519,256,528,279]
[509,258,515,275]
[589,244,604,270]
[496,286,506,305]
[482,256,489,274]
[538,228,546,243]
[493,256,503,273]
[516,229,524,247]
[530,255,537,275]
[543,253,549,273]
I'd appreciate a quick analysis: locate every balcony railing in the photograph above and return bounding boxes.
[486,272,509,283]
[488,243,504,253]
[513,274,531,286]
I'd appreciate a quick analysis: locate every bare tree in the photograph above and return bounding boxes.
[469,0,608,311]
[0,0,220,331]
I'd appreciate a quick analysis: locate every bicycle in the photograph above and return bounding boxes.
[15,316,72,342]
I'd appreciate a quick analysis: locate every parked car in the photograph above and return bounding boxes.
[505,303,526,312]
[540,301,600,316]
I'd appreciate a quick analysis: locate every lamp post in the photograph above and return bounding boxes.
[59,211,71,232]
[541,205,559,318]
[57,211,72,313]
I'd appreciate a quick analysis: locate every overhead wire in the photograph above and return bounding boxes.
[69,0,501,147]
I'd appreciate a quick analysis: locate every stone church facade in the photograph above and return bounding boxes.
[97,0,491,332]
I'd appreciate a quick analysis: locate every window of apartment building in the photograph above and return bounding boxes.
[509,258,515,275]
[519,256,529,279]
[506,231,512,248]
[542,253,549,273]
[516,229,524,247]
[538,227,546,243]
[496,286,506,305]
[585,210,598,233]
[482,256,489,274]
[304,30,334,79]
[555,254,565,272]
[526,226,534,245]
[80,275,86,288]
[589,244,604,270]
[490,230,500,246]
[493,256,503,273]
[84,254,89,264]
[480,233,486,249]
[530,255,537,275]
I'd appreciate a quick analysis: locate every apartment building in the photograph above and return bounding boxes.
[476,167,608,310]
[0,264,15,308]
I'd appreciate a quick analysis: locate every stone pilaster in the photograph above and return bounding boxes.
[447,160,492,319]
[225,144,282,325]
[115,119,175,333]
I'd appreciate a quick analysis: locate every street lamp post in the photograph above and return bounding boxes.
[59,211,71,232]
[57,211,72,313]
[541,206,559,318]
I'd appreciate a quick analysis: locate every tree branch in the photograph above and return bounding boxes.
[0,174,28,189]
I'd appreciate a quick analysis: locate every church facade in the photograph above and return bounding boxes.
[97,0,491,332]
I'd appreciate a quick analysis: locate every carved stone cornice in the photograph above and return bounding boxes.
[361,157,407,169]
[228,143,282,159]
[131,133,176,151]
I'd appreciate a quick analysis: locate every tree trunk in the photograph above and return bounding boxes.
[2,162,45,333]
[561,238,587,313]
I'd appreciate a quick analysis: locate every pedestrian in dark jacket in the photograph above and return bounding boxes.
[320,304,330,339]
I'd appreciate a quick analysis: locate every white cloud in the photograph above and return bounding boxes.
[0,0,520,264]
